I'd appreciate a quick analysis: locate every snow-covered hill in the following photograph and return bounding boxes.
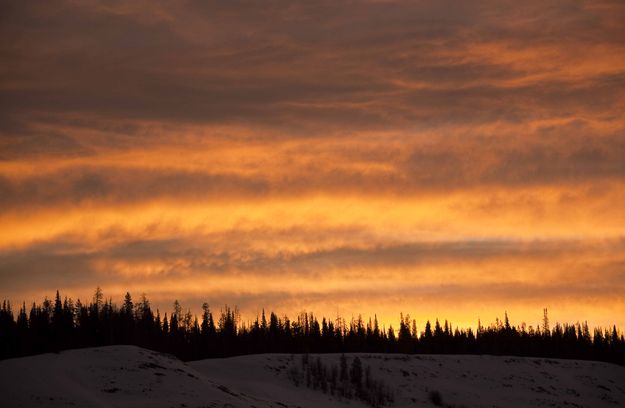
[1,345,623,407]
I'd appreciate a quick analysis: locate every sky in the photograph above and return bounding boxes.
[1,0,625,330]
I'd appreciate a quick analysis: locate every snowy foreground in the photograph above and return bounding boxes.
[1,346,624,407]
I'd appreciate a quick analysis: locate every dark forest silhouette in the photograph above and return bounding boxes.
[1,289,623,366]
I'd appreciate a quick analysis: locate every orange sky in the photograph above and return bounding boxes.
[1,0,625,330]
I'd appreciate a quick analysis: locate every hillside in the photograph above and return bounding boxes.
[1,346,624,407]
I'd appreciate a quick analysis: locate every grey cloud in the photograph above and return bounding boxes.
[3,235,624,288]
[0,167,271,209]
[402,131,625,189]
[3,232,625,319]
[2,0,624,138]
[2,127,625,210]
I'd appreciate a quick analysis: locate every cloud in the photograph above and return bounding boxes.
[3,232,625,291]
[2,0,625,134]
[2,129,625,212]
[4,233,625,328]
[1,0,625,329]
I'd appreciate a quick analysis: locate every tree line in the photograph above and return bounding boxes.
[0,289,623,366]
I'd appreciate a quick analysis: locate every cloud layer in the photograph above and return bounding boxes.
[1,0,625,328]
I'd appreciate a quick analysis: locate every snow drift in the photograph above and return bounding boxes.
[1,345,624,407]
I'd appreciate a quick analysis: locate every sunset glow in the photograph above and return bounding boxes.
[1,0,625,330]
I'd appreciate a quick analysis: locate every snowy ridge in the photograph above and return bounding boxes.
[1,345,624,407]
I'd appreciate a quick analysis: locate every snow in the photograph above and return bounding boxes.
[1,346,624,407]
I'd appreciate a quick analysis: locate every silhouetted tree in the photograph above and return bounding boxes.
[1,290,623,367]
